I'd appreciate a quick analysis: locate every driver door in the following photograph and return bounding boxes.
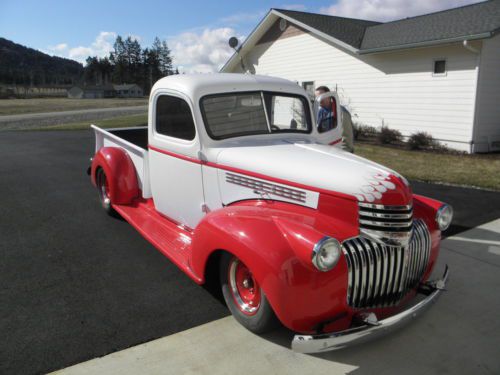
[148,91,205,229]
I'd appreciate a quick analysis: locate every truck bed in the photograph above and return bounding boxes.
[106,127,148,150]
[91,125,151,198]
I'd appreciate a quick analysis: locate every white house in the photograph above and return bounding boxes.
[113,84,143,98]
[67,83,143,99]
[67,84,116,99]
[221,1,500,153]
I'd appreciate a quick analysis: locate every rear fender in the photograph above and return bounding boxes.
[91,147,139,205]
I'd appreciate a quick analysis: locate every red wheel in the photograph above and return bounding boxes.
[228,257,261,315]
[220,253,278,333]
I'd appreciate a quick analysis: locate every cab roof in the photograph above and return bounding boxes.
[151,73,307,100]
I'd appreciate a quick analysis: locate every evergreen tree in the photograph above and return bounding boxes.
[84,34,177,94]
[110,36,126,83]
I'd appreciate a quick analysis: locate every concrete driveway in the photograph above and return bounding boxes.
[1,130,499,374]
[52,219,500,375]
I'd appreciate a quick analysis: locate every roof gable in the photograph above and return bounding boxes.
[221,1,500,72]
[274,9,380,49]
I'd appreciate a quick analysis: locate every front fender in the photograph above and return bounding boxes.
[413,194,445,282]
[91,147,139,205]
[191,200,356,333]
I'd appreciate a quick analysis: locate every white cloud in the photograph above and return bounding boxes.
[320,0,482,22]
[281,4,307,11]
[169,27,244,73]
[127,34,142,42]
[219,11,267,27]
[51,31,118,63]
[68,46,94,61]
[48,43,68,52]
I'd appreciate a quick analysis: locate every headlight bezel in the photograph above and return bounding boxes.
[312,237,342,272]
[436,204,453,231]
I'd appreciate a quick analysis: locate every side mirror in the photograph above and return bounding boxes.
[313,92,343,145]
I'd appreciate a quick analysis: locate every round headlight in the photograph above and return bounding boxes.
[312,237,341,272]
[436,204,453,231]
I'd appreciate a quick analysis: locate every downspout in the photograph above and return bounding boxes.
[463,39,480,54]
[463,39,481,153]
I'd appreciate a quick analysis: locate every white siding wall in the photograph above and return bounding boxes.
[473,34,500,152]
[233,32,480,151]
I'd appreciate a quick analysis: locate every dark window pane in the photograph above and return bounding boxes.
[202,93,268,138]
[301,81,315,99]
[434,60,446,74]
[156,95,196,140]
[201,91,311,140]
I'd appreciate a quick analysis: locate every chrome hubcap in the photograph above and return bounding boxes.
[97,171,110,206]
[228,258,261,315]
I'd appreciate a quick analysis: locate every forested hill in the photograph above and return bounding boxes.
[0,37,83,86]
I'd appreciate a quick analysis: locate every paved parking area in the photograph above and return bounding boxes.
[0,106,147,130]
[1,130,499,374]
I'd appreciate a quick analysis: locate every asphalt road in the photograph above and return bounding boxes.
[0,106,147,130]
[1,130,499,374]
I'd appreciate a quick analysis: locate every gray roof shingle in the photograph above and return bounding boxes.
[274,9,381,49]
[361,0,500,51]
[275,1,500,53]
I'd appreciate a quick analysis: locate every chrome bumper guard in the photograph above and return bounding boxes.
[292,265,449,354]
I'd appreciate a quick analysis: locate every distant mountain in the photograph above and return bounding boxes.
[0,37,83,86]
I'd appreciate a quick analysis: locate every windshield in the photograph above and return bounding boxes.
[200,91,311,140]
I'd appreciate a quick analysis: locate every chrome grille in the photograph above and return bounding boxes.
[358,202,413,246]
[342,219,431,309]
[225,172,307,203]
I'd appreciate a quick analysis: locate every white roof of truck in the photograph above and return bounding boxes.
[151,73,306,100]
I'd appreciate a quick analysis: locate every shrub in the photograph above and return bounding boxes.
[407,132,434,150]
[353,123,378,140]
[407,132,449,152]
[378,125,402,145]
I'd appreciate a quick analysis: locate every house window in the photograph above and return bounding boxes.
[156,95,196,140]
[302,81,315,99]
[433,59,446,76]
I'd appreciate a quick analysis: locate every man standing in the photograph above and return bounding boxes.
[315,85,336,133]
[315,86,354,153]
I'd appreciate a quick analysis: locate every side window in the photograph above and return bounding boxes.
[156,95,196,140]
[301,81,315,99]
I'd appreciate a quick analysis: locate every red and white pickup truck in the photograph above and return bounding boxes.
[88,73,452,353]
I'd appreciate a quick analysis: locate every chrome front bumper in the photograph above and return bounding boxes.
[292,265,449,354]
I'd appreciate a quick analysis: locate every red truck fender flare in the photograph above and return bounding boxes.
[412,194,447,281]
[90,147,139,205]
[412,194,445,231]
[190,201,351,333]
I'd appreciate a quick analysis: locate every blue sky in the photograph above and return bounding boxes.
[0,0,480,72]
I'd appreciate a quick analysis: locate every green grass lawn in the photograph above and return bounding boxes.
[0,97,148,115]
[33,113,148,131]
[356,143,500,191]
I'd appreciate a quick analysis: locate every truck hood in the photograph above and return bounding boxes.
[214,142,412,204]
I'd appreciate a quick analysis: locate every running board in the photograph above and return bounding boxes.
[112,199,202,283]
